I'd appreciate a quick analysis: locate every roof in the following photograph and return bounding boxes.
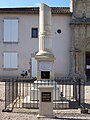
[0,7,71,14]
[51,7,70,14]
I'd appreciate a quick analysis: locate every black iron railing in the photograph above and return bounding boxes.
[2,77,85,112]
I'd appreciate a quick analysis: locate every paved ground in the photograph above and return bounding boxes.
[1,82,90,120]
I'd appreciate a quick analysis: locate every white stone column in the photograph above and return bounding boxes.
[36,3,53,56]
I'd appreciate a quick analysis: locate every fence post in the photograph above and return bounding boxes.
[79,79,85,106]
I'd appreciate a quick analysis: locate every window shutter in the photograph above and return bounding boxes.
[4,19,18,42]
[10,53,18,68]
[4,19,11,42]
[11,19,18,42]
[4,52,18,68]
[4,53,11,68]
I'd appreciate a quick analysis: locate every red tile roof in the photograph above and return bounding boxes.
[51,7,70,14]
[0,7,71,14]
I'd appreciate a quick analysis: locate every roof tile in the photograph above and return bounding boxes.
[0,7,71,14]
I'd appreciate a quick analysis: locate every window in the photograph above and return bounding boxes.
[31,28,38,38]
[4,19,18,42]
[4,52,18,68]
[57,29,61,34]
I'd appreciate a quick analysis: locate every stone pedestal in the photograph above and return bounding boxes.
[37,86,54,118]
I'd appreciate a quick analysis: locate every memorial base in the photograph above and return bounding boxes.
[38,86,54,118]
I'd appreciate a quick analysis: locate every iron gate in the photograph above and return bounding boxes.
[3,77,85,112]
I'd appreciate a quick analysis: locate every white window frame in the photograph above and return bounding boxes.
[4,19,19,43]
[3,52,18,69]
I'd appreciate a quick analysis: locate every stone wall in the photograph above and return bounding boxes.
[70,0,90,78]
[75,0,90,18]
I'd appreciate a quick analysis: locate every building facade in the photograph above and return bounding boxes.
[70,0,90,80]
[0,0,89,81]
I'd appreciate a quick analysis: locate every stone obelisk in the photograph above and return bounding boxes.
[35,3,55,80]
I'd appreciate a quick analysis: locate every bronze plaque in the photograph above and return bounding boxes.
[41,92,51,102]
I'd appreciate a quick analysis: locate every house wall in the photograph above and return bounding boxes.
[0,13,39,77]
[52,14,71,77]
[0,13,71,78]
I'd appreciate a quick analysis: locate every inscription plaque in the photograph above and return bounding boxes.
[41,92,51,102]
[41,71,50,79]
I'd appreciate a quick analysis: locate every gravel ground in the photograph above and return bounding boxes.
[1,82,90,120]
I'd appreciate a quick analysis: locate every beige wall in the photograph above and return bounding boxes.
[0,13,39,77]
[0,13,71,78]
[52,15,71,77]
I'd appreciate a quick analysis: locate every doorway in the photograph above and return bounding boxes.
[86,52,90,80]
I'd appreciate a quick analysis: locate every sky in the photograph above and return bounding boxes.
[0,0,70,8]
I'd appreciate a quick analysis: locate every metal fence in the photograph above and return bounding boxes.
[3,77,85,112]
